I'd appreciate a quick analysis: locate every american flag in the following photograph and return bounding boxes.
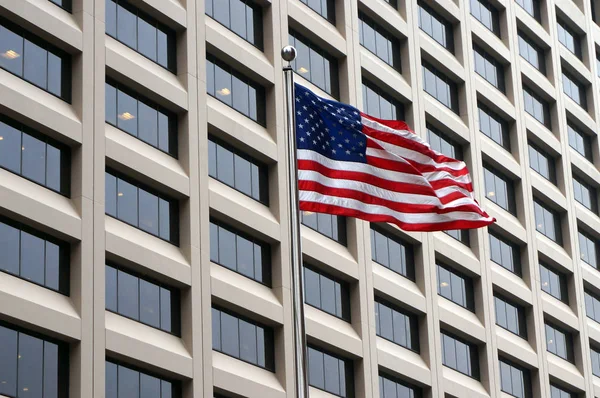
[294,83,495,231]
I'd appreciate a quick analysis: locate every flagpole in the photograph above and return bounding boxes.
[281,45,309,398]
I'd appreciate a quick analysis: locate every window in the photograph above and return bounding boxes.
[206,55,266,125]
[437,263,474,311]
[523,87,551,128]
[0,322,69,398]
[573,176,597,213]
[289,31,339,97]
[299,0,335,23]
[304,265,351,321]
[418,3,454,52]
[545,323,573,362]
[540,262,568,302]
[568,123,593,161]
[474,45,505,92]
[49,0,71,12]
[516,0,540,20]
[494,295,527,338]
[211,306,275,370]
[441,331,479,379]
[106,361,180,398]
[489,232,520,274]
[518,31,545,74]
[301,211,346,244]
[358,12,401,70]
[557,21,581,59]
[534,200,561,244]
[375,298,419,351]
[592,347,600,377]
[208,136,268,204]
[471,0,500,36]
[307,345,353,397]
[585,290,600,323]
[0,115,70,195]
[105,80,178,156]
[0,18,71,101]
[362,80,405,120]
[205,0,263,48]
[528,142,555,182]
[370,225,414,280]
[562,71,587,109]
[105,170,179,244]
[105,264,180,334]
[0,216,69,294]
[499,359,531,398]
[422,62,459,113]
[378,373,421,398]
[106,0,176,71]
[579,230,598,268]
[478,103,510,149]
[484,166,516,214]
[550,385,575,398]
[209,220,271,285]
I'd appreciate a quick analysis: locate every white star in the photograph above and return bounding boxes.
[296,97,300,102]
[345,139,350,144]
[325,128,329,132]
[338,143,343,148]
[337,109,342,113]
[331,136,336,141]
[312,127,316,131]
[339,119,343,124]
[344,116,348,120]
[346,150,350,154]
[332,149,337,154]
[297,111,302,115]
[299,124,304,129]
[306,131,311,136]
[322,145,326,150]
[305,92,310,96]
[326,141,330,146]
[359,153,364,157]
[311,100,316,105]
[303,105,308,110]
[313,140,317,145]
[300,137,305,142]
[350,123,355,128]
[353,133,357,138]
[358,142,364,147]
[353,111,359,115]
[351,146,356,150]
[309,114,314,119]
[305,118,309,123]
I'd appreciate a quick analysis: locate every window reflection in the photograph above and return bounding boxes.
[307,345,352,397]
[304,265,350,321]
[206,0,263,48]
[362,80,404,120]
[106,361,179,398]
[301,211,346,244]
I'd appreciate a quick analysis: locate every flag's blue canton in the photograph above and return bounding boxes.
[295,84,367,164]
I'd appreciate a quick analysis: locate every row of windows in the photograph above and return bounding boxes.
[474,45,505,92]
[358,12,400,71]
[362,80,404,121]
[205,0,263,48]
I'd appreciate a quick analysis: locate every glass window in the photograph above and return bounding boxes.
[550,384,575,398]
[299,0,335,23]
[307,345,353,397]
[370,225,414,280]
[105,80,177,156]
[494,295,527,338]
[562,71,587,109]
[528,142,555,183]
[545,323,573,362]
[378,373,421,398]
[518,31,545,74]
[105,170,179,244]
[0,216,69,294]
[358,12,401,70]
[0,115,70,195]
[437,263,474,311]
[489,232,520,274]
[105,0,176,71]
[422,61,459,113]
[375,298,419,351]
[523,87,551,128]
[106,361,180,398]
[0,18,71,101]
[289,31,339,97]
[585,290,600,324]
[301,211,346,244]
[304,265,350,321]
[484,166,516,214]
[499,358,530,398]
[573,176,597,213]
[478,103,510,150]
[471,0,500,36]
[592,347,600,377]
[516,0,541,20]
[212,307,274,370]
[441,331,479,379]
[474,45,505,92]
[568,123,593,161]
[557,21,581,59]
[540,262,568,302]
[418,2,454,52]
[579,230,598,268]
[49,0,71,11]
[534,200,561,244]
[362,80,404,120]
[205,0,263,48]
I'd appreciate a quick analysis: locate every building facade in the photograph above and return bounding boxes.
[1,0,600,396]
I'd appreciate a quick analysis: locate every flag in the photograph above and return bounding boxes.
[294,83,496,231]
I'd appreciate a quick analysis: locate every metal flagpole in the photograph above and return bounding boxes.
[281,45,309,398]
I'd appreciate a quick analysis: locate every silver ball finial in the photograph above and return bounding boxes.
[281,46,297,62]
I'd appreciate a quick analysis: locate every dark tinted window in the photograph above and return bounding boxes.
[418,3,454,52]
[362,80,404,120]
[106,361,180,398]
[484,166,516,214]
[550,385,575,398]
[206,55,266,125]
[209,220,271,285]
[579,230,598,268]
[518,31,545,74]
[585,290,600,323]
[422,62,459,113]
[592,347,600,377]
[0,18,71,101]
[105,170,179,244]
[205,0,263,48]
[495,295,527,338]
[378,373,421,398]
[0,322,68,398]
[568,123,592,161]
[534,200,561,244]
[545,323,573,362]
[489,232,521,274]
[289,31,339,97]
[516,0,540,20]
[474,45,505,92]
[471,0,500,36]
[573,176,597,213]
[0,216,69,294]
[105,80,177,156]
[499,359,530,398]
[441,331,479,379]
[208,136,268,204]
[523,87,551,128]
[557,21,581,59]
[211,307,274,370]
[528,142,555,182]
[478,103,510,149]
[359,12,401,70]
[307,345,353,397]
[437,263,474,311]
[49,0,71,11]
[0,115,70,195]
[301,211,346,244]
[106,0,176,71]
[370,225,414,280]
[304,265,351,321]
[540,262,568,302]
[562,71,586,109]
[299,0,335,23]
[375,298,419,351]
[105,264,180,334]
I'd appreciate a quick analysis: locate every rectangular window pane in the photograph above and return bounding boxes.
[304,265,350,321]
[437,264,474,311]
